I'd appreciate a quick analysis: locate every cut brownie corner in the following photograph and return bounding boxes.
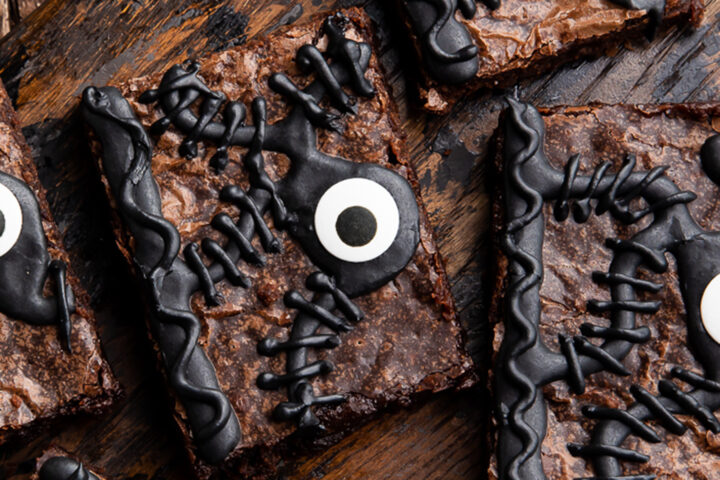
[0,80,120,447]
[82,6,476,479]
[489,97,720,479]
[398,0,704,114]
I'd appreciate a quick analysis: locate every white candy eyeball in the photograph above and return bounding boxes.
[700,273,720,345]
[314,178,400,263]
[0,182,22,258]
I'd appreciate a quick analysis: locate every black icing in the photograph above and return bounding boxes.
[0,171,75,351]
[494,96,720,480]
[39,457,99,480]
[336,206,377,247]
[258,272,362,430]
[404,0,479,84]
[82,13,420,454]
[404,0,666,85]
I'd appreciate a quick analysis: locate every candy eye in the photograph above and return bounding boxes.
[700,273,720,345]
[314,178,400,263]
[0,182,22,257]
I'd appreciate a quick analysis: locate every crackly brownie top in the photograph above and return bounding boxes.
[93,8,472,466]
[463,0,692,75]
[403,0,703,112]
[491,102,720,479]
[0,83,116,436]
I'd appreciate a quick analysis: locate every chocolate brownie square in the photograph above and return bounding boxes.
[82,8,475,479]
[0,82,119,446]
[398,0,703,113]
[490,98,720,479]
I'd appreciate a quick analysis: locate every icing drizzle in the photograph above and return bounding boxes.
[495,96,720,480]
[0,171,75,351]
[83,12,421,458]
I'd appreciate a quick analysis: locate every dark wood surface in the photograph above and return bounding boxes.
[0,0,719,478]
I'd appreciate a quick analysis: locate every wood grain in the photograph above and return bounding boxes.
[1,0,719,479]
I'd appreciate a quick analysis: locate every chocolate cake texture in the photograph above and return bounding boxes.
[0,80,119,446]
[399,0,703,113]
[490,98,720,479]
[82,8,475,479]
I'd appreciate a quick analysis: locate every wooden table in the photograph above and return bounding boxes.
[0,0,718,478]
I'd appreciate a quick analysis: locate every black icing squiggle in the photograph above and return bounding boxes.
[83,12,421,457]
[404,0,480,84]
[0,171,75,351]
[495,96,720,480]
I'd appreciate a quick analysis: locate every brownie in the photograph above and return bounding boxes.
[490,99,720,479]
[0,82,119,446]
[34,447,105,480]
[398,0,704,113]
[81,8,475,479]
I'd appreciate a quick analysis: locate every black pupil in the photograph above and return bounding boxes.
[335,206,377,247]
[0,210,5,237]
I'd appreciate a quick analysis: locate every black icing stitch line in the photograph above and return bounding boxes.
[495,96,720,480]
[0,171,75,352]
[38,457,99,480]
[258,273,362,429]
[84,12,420,451]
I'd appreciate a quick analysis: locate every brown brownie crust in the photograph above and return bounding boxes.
[0,82,119,445]
[490,103,720,479]
[404,0,703,113]
[93,8,475,478]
